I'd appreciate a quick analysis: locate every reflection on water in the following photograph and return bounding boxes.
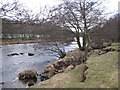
[1,41,78,88]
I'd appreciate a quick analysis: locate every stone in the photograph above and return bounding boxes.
[43,49,84,78]
[47,61,50,63]
[0,82,5,84]
[90,43,103,49]
[7,53,19,56]
[18,68,38,82]
[103,48,116,53]
[57,69,64,73]
[64,65,75,72]
[103,42,112,47]
[117,49,120,52]
[20,53,24,55]
[40,73,50,81]
[44,65,56,78]
[28,82,35,87]
[28,53,34,56]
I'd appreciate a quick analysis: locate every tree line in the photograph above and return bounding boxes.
[2,19,74,40]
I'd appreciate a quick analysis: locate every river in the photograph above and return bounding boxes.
[0,41,78,88]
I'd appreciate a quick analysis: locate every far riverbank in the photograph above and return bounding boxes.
[0,38,74,45]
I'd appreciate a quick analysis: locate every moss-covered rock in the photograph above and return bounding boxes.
[43,49,84,79]
[18,68,38,83]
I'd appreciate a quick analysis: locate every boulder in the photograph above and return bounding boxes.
[28,53,34,56]
[47,61,50,63]
[28,81,35,87]
[117,49,120,52]
[44,65,56,78]
[103,41,112,47]
[7,53,19,56]
[40,73,50,81]
[18,69,38,82]
[90,43,103,49]
[43,49,84,78]
[64,65,75,72]
[20,53,24,55]
[57,69,64,73]
[0,82,5,84]
[102,48,116,53]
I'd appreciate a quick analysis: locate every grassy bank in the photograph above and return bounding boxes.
[29,43,119,88]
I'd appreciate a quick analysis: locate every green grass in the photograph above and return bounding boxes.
[61,51,118,88]
[29,43,119,88]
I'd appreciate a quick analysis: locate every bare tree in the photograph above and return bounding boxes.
[45,42,66,59]
[50,0,106,57]
[15,6,51,39]
[0,0,23,20]
[33,42,66,59]
[0,0,51,22]
[1,0,52,39]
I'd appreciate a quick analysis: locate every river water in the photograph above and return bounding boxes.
[0,41,78,88]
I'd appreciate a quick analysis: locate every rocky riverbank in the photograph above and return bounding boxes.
[28,43,118,88]
[40,49,86,80]
[18,48,88,87]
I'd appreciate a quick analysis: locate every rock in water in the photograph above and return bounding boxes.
[47,61,50,63]
[20,53,24,55]
[28,82,34,87]
[18,68,38,82]
[0,82,5,84]
[7,53,19,56]
[28,53,34,56]
[40,73,50,81]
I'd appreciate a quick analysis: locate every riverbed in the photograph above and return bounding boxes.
[1,41,78,88]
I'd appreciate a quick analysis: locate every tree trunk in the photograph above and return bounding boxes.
[83,33,86,49]
[76,37,81,49]
[84,33,91,58]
